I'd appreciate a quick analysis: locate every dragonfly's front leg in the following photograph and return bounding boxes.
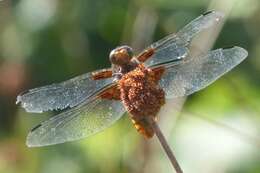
[98,84,121,100]
[136,48,155,62]
[91,69,112,80]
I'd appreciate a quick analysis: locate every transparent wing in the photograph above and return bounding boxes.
[16,68,114,113]
[143,11,224,67]
[26,98,126,147]
[159,46,248,98]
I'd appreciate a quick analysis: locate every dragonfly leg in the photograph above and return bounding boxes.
[136,48,155,62]
[98,85,121,100]
[151,66,166,83]
[91,69,113,80]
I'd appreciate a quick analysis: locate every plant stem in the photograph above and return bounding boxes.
[148,118,183,173]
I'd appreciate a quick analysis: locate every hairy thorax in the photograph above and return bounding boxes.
[118,64,165,137]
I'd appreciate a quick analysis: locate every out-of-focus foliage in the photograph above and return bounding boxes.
[0,0,259,173]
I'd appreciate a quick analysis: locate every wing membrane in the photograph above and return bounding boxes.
[16,68,113,113]
[26,98,125,147]
[159,46,248,98]
[141,11,224,67]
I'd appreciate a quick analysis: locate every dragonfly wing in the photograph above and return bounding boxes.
[26,98,125,147]
[172,11,224,46]
[16,68,114,113]
[143,11,224,67]
[159,46,248,98]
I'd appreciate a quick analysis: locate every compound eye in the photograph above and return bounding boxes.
[126,47,133,58]
[109,46,133,65]
[109,49,117,63]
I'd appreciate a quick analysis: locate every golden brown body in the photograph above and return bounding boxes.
[96,46,166,137]
[118,64,165,137]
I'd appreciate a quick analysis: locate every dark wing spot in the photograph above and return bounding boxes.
[223,46,235,49]
[30,124,42,132]
[203,11,213,16]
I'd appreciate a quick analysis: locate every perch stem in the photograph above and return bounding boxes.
[149,118,183,173]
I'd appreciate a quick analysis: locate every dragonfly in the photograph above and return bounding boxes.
[16,11,248,148]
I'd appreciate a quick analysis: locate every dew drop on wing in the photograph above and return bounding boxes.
[49,99,55,104]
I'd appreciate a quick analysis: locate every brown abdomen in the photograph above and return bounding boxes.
[118,64,165,138]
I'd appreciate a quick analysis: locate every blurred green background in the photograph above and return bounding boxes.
[0,0,259,173]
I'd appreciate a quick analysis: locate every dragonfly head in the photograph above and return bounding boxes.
[109,46,133,66]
